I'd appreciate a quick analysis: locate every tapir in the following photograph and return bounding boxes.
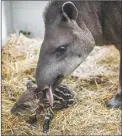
[36,1,122,108]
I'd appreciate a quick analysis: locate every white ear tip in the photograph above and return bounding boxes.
[63,1,75,7]
[62,1,77,13]
[62,1,78,21]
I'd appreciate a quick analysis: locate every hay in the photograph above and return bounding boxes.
[2,34,121,135]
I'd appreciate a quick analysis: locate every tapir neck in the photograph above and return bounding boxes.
[75,1,121,46]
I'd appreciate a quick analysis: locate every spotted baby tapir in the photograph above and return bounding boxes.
[11,81,74,133]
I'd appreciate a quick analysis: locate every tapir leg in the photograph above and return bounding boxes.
[106,48,122,108]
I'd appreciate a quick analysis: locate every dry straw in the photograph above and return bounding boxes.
[2,34,121,135]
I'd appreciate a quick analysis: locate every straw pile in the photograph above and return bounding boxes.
[2,34,121,135]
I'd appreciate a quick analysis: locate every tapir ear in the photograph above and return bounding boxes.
[62,1,78,21]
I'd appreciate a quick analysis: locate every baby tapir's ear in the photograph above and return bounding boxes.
[62,1,78,21]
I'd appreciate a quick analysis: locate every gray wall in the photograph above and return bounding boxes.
[2,1,13,44]
[2,1,48,44]
[11,1,48,38]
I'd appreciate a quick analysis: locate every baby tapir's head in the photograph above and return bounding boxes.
[11,81,43,116]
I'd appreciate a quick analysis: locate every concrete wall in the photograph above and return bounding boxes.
[11,1,48,38]
[2,1,13,44]
[2,1,48,44]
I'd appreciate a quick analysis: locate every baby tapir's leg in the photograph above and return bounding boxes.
[43,107,54,134]
[26,104,44,126]
[26,114,37,127]
[106,49,122,108]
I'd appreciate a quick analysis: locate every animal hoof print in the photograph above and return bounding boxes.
[106,96,122,109]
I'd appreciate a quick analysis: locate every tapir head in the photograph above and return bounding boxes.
[36,1,95,105]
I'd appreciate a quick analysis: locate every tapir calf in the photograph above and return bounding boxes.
[36,1,122,108]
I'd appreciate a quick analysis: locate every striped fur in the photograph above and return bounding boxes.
[11,81,74,133]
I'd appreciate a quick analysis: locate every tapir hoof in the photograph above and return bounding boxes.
[106,93,122,109]
[43,119,50,134]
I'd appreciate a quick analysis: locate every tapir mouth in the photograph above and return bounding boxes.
[44,74,64,106]
[52,74,64,90]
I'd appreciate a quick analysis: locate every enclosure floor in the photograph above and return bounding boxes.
[2,34,121,135]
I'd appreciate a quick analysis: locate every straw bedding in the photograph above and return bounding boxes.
[2,34,121,135]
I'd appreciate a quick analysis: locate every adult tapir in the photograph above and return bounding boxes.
[36,1,122,108]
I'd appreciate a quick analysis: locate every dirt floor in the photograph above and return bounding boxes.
[2,34,121,135]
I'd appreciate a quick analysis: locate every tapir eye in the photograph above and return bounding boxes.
[56,45,66,53]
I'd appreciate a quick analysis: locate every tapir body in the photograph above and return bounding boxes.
[36,1,122,108]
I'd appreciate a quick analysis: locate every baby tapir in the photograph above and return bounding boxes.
[11,81,74,133]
